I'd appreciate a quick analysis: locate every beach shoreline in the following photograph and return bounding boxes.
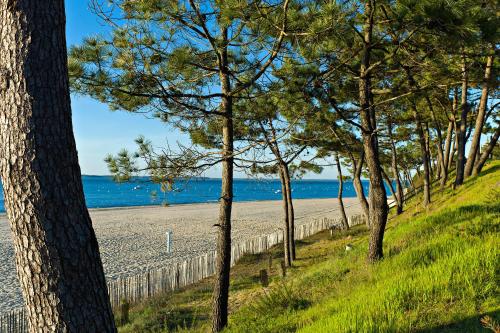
[0,197,362,313]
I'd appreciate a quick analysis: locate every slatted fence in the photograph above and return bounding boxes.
[0,213,365,332]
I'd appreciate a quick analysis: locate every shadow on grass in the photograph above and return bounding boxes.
[474,163,500,180]
[416,310,500,333]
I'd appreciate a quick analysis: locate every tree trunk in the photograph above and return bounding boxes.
[449,120,459,171]
[455,55,469,186]
[465,52,495,178]
[405,68,431,206]
[0,1,116,331]
[382,168,398,207]
[387,120,404,214]
[212,30,233,333]
[414,111,431,206]
[426,96,446,181]
[351,152,370,226]
[440,120,454,188]
[278,166,292,267]
[425,122,435,181]
[404,169,415,193]
[335,153,349,229]
[472,125,500,176]
[282,164,296,261]
[358,0,388,262]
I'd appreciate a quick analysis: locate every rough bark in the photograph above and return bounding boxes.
[472,125,500,176]
[350,152,370,225]
[455,55,469,186]
[335,153,349,229]
[358,0,388,262]
[0,1,116,331]
[465,52,495,177]
[212,29,233,333]
[387,120,404,214]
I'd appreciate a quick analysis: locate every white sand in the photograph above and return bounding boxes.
[0,198,361,313]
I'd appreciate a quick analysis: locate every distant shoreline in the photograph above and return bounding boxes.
[0,195,360,216]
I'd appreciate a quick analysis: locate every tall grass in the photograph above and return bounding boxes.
[225,162,500,333]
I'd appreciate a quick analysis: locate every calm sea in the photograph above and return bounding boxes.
[0,176,374,213]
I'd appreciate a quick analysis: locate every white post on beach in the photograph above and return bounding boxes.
[166,231,173,253]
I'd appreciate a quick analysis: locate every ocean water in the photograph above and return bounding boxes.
[0,176,374,213]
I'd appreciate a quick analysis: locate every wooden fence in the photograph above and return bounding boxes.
[0,309,27,333]
[0,213,365,333]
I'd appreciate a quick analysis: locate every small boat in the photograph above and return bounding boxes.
[133,185,142,190]
[274,189,281,194]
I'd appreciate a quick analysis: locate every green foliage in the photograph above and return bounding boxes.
[116,162,500,333]
[225,162,500,333]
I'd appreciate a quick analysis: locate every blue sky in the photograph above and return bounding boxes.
[66,1,338,179]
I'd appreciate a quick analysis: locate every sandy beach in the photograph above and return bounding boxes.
[0,198,361,313]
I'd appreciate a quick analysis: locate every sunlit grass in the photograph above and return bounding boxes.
[118,161,500,333]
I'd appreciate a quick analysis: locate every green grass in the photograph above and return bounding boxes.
[117,162,500,333]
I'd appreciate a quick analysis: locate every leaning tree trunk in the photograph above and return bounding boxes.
[441,120,454,188]
[212,32,233,333]
[387,120,404,214]
[0,1,116,331]
[351,152,370,226]
[282,164,296,261]
[414,111,431,206]
[405,68,431,206]
[449,120,459,171]
[425,122,435,181]
[472,125,500,176]
[465,52,495,178]
[455,55,469,186]
[335,153,349,229]
[359,0,388,263]
[382,169,398,210]
[278,166,292,267]
[425,96,446,178]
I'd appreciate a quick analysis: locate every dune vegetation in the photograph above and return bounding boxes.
[115,162,499,332]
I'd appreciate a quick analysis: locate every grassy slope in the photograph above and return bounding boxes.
[118,162,500,333]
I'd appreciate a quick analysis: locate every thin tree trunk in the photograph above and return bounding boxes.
[465,52,495,177]
[387,120,404,214]
[212,29,233,333]
[359,0,388,262]
[426,96,446,181]
[282,164,296,261]
[404,169,415,193]
[0,1,116,331]
[448,88,459,172]
[449,120,459,171]
[405,68,431,206]
[351,152,370,226]
[382,169,398,210]
[455,54,469,186]
[278,167,292,267]
[265,119,296,264]
[473,125,500,176]
[441,120,454,188]
[335,153,350,229]
[415,112,431,206]
[425,122,435,181]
